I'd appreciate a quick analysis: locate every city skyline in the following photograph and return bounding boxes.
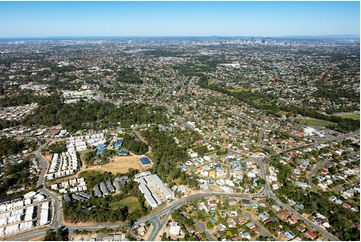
[0,1,359,38]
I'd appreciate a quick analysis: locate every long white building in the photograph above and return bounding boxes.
[39,202,50,226]
[135,173,174,208]
[24,206,34,221]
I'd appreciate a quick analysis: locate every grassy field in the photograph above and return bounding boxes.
[334,112,360,120]
[209,184,223,192]
[208,78,219,85]
[297,118,335,127]
[149,204,167,216]
[110,196,140,213]
[94,155,152,174]
[227,88,251,93]
[277,110,288,116]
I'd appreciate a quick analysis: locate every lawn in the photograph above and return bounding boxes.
[110,196,140,213]
[209,184,223,192]
[277,111,288,116]
[208,78,220,85]
[334,112,360,120]
[297,118,335,127]
[227,88,251,93]
[149,204,167,216]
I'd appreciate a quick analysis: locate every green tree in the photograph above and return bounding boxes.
[206,221,213,229]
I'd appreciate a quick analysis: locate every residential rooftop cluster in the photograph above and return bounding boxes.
[0,103,38,121]
[0,191,51,238]
[0,38,358,241]
[46,151,79,180]
[93,176,129,197]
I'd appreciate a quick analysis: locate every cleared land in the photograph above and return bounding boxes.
[29,236,45,241]
[297,118,335,127]
[110,196,140,213]
[209,170,216,178]
[334,112,360,120]
[44,154,52,162]
[95,155,153,174]
[277,110,288,116]
[209,184,223,192]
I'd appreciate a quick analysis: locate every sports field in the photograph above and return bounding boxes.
[297,118,334,127]
[96,155,152,174]
[334,112,360,120]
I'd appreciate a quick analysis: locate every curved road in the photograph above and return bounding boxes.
[148,218,161,241]
[7,130,359,241]
[307,151,359,192]
[244,212,274,239]
[196,222,215,241]
[34,140,62,229]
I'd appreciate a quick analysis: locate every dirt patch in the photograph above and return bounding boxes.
[89,155,153,174]
[209,171,216,178]
[71,234,94,241]
[44,154,52,162]
[46,173,80,186]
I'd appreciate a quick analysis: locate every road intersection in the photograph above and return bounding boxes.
[6,130,359,241]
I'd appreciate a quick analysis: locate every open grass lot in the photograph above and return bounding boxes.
[209,184,223,192]
[334,112,360,120]
[95,155,153,174]
[277,110,288,116]
[149,204,167,216]
[110,196,140,213]
[297,118,335,127]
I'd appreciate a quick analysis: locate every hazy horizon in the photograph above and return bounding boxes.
[0,34,359,41]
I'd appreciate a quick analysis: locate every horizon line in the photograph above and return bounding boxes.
[0,34,359,40]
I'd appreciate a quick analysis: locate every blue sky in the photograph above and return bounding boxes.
[0,1,359,37]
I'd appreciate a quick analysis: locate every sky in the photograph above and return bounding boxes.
[0,1,359,38]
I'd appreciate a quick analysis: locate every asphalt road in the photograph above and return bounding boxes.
[10,230,48,241]
[257,152,341,240]
[10,224,123,241]
[269,193,339,241]
[34,139,62,229]
[154,211,173,240]
[7,130,359,241]
[147,218,161,241]
[276,130,360,156]
[307,160,330,192]
[331,178,360,193]
[244,212,274,239]
[196,222,216,241]
[138,129,359,241]
[136,191,265,226]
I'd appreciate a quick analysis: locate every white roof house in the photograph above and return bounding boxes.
[24,206,34,221]
[39,202,50,226]
[23,191,36,199]
[169,222,181,236]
